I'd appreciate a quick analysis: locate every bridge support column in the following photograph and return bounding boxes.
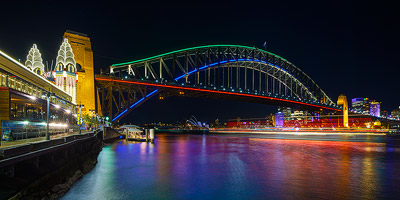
[337,94,349,128]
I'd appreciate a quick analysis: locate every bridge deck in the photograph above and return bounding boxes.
[96,76,341,112]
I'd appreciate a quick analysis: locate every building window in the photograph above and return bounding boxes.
[76,63,83,72]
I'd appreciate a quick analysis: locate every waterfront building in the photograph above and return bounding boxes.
[0,48,75,139]
[362,98,370,115]
[353,97,383,117]
[292,110,306,120]
[274,113,283,127]
[282,107,292,119]
[0,30,101,140]
[227,116,275,128]
[381,110,388,118]
[370,101,381,117]
[392,107,400,120]
[351,98,363,113]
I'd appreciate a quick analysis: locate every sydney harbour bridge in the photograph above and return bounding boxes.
[96,45,342,122]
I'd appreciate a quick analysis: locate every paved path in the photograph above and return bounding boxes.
[0,130,90,149]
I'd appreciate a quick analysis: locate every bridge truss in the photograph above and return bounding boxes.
[96,45,340,122]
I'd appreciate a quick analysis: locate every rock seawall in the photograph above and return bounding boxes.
[8,135,102,200]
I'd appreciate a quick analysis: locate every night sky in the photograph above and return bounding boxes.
[1,1,398,124]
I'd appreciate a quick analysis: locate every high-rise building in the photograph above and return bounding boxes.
[381,110,388,118]
[275,112,283,127]
[278,107,292,119]
[392,107,400,120]
[370,101,381,117]
[351,98,363,113]
[362,98,370,115]
[283,107,292,119]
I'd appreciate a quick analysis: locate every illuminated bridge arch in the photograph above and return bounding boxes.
[99,45,339,121]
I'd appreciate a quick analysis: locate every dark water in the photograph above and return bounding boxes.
[62,133,400,200]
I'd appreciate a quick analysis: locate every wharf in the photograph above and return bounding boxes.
[0,130,90,149]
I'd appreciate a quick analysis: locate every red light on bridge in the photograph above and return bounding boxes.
[95,77,341,112]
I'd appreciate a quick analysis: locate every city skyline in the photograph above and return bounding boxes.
[1,2,400,200]
[1,1,399,123]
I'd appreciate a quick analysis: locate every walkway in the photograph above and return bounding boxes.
[0,130,91,149]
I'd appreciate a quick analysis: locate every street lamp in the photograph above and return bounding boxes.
[77,103,84,134]
[23,121,29,139]
[42,92,54,140]
[89,109,96,131]
[95,114,99,130]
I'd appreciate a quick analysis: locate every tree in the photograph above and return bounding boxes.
[82,113,92,126]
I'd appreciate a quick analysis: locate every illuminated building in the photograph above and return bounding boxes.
[278,107,292,119]
[353,97,382,117]
[227,116,274,128]
[55,38,77,103]
[362,98,370,115]
[351,98,363,113]
[369,101,380,117]
[381,110,388,118]
[275,112,283,127]
[292,110,308,120]
[392,107,400,120]
[22,31,99,111]
[0,48,76,137]
[0,31,101,138]
[25,44,44,76]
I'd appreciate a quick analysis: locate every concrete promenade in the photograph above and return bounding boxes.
[0,130,91,149]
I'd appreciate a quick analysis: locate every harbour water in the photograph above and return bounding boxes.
[62,133,400,200]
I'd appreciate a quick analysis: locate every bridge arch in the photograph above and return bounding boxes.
[174,60,316,103]
[109,45,334,106]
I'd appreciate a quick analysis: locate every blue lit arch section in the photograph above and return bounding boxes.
[112,89,159,122]
[172,58,314,102]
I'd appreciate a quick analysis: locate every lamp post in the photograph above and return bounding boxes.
[95,114,98,130]
[46,94,50,140]
[77,104,84,134]
[42,93,51,140]
[94,113,97,130]
[89,109,96,131]
[91,112,94,131]
[89,109,95,131]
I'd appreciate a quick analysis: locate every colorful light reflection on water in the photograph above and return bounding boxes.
[62,133,400,200]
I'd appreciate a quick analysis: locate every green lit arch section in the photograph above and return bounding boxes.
[110,45,335,106]
[111,45,289,67]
